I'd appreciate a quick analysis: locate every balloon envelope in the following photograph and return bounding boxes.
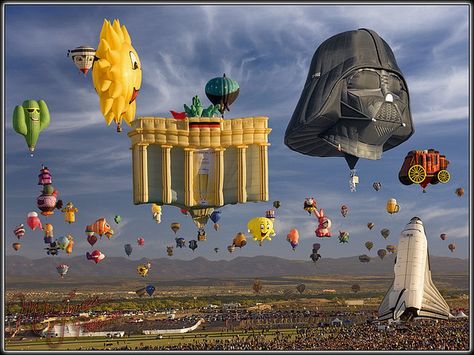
[145,285,155,296]
[381,228,390,239]
[377,249,387,260]
[124,244,133,256]
[205,73,240,114]
[12,242,21,251]
[365,241,374,251]
[440,233,447,241]
[455,187,464,197]
[273,201,281,209]
[296,284,306,294]
[210,211,221,224]
[87,234,98,246]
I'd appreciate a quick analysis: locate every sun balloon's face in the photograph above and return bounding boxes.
[92,19,142,130]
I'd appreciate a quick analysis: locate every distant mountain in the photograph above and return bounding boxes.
[5,254,468,287]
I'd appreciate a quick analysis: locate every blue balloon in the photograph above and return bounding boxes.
[145,285,155,296]
[210,210,221,224]
[124,244,133,256]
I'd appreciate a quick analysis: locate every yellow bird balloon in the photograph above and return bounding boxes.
[247,217,276,246]
[92,19,142,132]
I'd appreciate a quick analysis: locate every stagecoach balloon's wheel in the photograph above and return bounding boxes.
[437,169,450,183]
[408,164,426,184]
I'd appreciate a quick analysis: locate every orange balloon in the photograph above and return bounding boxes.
[287,229,299,244]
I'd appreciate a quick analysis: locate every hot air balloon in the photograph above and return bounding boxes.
[247,217,276,246]
[56,264,69,278]
[135,287,147,297]
[340,205,349,218]
[377,249,387,260]
[386,198,400,214]
[38,165,52,185]
[210,210,221,231]
[253,279,263,294]
[227,245,235,253]
[146,285,156,296]
[57,235,70,250]
[233,232,247,248]
[67,46,96,75]
[296,284,306,294]
[171,223,181,234]
[124,244,133,256]
[448,243,456,253]
[314,209,332,237]
[137,265,149,277]
[166,246,174,256]
[398,149,450,192]
[13,100,51,156]
[14,224,25,239]
[87,218,113,238]
[42,223,54,244]
[386,245,397,254]
[27,212,42,230]
[114,215,122,224]
[365,241,374,252]
[92,19,142,132]
[338,230,350,244]
[61,202,78,224]
[180,209,189,215]
[214,247,219,253]
[310,252,321,263]
[359,254,371,263]
[351,284,360,293]
[205,74,240,117]
[175,237,186,248]
[37,185,62,216]
[86,250,105,264]
[265,210,275,219]
[373,182,382,191]
[151,204,162,223]
[440,233,447,241]
[381,228,390,239]
[303,197,317,214]
[313,243,321,253]
[45,242,60,256]
[367,222,375,230]
[455,187,464,197]
[65,235,74,254]
[197,229,207,241]
[146,261,152,269]
[286,229,299,250]
[285,29,414,192]
[273,201,281,209]
[137,237,145,246]
[87,234,98,247]
[12,243,21,251]
[189,240,198,252]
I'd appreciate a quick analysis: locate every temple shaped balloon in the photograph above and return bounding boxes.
[284,28,414,192]
[127,112,271,230]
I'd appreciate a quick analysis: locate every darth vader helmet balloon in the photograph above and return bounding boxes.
[285,28,414,191]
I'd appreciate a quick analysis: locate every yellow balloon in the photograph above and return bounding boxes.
[92,19,142,132]
[137,265,149,277]
[247,217,276,246]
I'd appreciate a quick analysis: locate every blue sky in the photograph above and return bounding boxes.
[3,3,470,262]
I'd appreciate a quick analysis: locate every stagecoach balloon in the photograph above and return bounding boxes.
[381,228,390,239]
[377,249,387,260]
[56,264,69,278]
[14,224,25,239]
[205,74,240,117]
[365,241,374,252]
[67,46,96,75]
[284,28,414,192]
[233,232,247,248]
[124,243,133,256]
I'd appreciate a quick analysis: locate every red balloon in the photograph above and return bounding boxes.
[87,234,98,246]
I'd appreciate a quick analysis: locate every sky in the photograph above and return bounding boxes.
[3,2,471,262]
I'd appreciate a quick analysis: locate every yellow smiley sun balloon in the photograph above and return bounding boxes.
[92,19,142,132]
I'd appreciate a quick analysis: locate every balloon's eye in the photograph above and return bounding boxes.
[130,51,139,70]
[27,108,40,113]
